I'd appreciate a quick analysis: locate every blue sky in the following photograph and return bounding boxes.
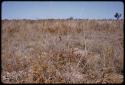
[2,1,124,19]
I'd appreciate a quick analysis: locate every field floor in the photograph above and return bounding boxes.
[1,19,124,84]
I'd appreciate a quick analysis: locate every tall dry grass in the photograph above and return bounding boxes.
[1,19,124,84]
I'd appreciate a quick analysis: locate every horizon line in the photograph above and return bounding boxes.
[2,18,124,20]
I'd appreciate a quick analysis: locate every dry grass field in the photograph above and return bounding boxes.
[1,19,124,84]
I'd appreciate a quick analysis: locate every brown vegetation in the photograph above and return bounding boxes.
[1,19,124,84]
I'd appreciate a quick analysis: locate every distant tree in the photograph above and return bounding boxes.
[67,17,73,20]
[114,12,121,20]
